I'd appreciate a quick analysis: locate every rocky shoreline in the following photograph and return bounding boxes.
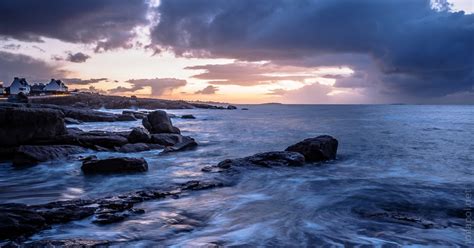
[0,101,464,246]
[28,92,237,110]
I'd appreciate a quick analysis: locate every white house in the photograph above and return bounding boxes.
[44,79,68,92]
[9,77,31,95]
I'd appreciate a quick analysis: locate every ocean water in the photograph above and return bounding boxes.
[0,105,473,246]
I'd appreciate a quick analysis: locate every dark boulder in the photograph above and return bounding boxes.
[285,135,338,162]
[0,203,47,240]
[75,134,128,149]
[59,107,119,122]
[162,136,198,153]
[217,151,305,169]
[0,107,66,146]
[142,110,180,134]
[13,145,87,166]
[128,127,151,143]
[227,105,237,110]
[181,114,196,119]
[81,157,148,174]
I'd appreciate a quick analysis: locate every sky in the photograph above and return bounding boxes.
[0,0,472,104]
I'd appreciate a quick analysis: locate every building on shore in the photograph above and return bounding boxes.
[44,79,68,93]
[9,77,31,95]
[31,83,46,95]
[5,77,69,95]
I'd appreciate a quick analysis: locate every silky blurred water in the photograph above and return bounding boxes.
[0,105,473,246]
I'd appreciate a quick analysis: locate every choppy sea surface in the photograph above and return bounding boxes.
[0,105,473,246]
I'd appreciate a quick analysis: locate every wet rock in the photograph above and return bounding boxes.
[142,110,180,134]
[73,131,129,149]
[0,180,224,240]
[242,108,249,110]
[20,239,110,247]
[227,105,237,110]
[181,114,196,119]
[357,210,440,229]
[128,127,151,143]
[162,136,198,153]
[0,203,46,240]
[217,151,305,169]
[13,145,87,166]
[116,113,137,121]
[0,106,66,146]
[118,143,150,153]
[150,133,183,146]
[118,143,163,153]
[64,117,82,125]
[59,107,119,122]
[81,157,148,174]
[122,110,147,119]
[285,135,338,162]
[93,208,145,225]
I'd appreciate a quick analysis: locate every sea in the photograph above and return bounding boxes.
[0,104,473,246]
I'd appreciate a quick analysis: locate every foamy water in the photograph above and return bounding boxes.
[0,105,472,246]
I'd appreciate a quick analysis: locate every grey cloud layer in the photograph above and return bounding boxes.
[151,0,474,100]
[0,51,65,85]
[0,0,149,51]
[109,78,187,96]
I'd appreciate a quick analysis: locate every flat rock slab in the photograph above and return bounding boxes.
[13,145,87,166]
[217,151,305,168]
[81,157,148,174]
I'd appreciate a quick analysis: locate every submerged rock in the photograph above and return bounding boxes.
[19,239,111,247]
[142,110,180,134]
[0,180,224,241]
[150,133,184,146]
[217,151,305,169]
[181,114,196,119]
[13,145,87,166]
[118,143,163,153]
[285,135,338,162]
[128,127,151,143]
[0,107,66,146]
[162,136,198,153]
[81,157,148,174]
[122,110,147,119]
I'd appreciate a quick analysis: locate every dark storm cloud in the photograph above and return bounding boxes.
[195,85,219,94]
[109,78,187,96]
[0,0,149,51]
[0,51,64,85]
[66,52,91,63]
[151,0,474,100]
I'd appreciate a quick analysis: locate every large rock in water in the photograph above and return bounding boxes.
[13,145,87,166]
[128,127,151,143]
[0,107,66,146]
[81,157,148,174]
[285,135,338,162]
[142,110,180,134]
[217,151,305,168]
